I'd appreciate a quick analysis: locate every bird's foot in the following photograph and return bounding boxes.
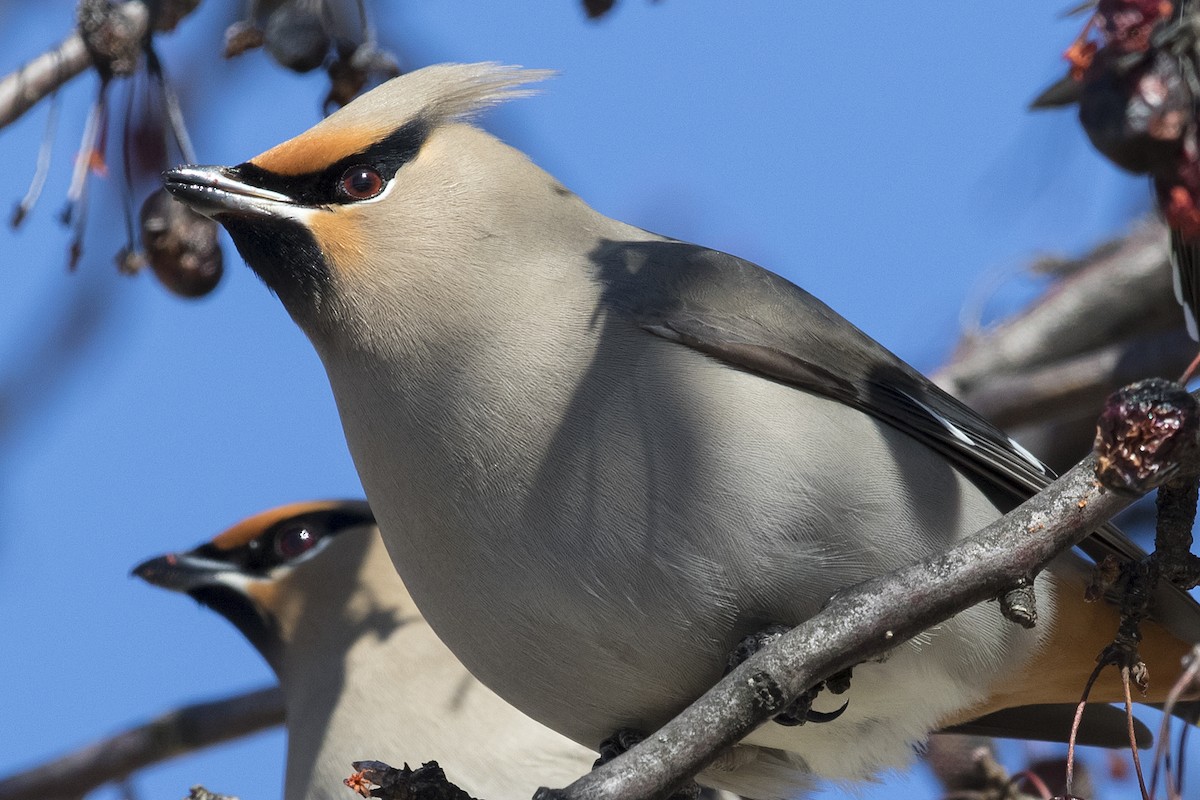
[592,728,648,769]
[592,729,701,800]
[725,624,851,725]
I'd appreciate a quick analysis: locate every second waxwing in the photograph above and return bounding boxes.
[134,502,597,800]
[163,63,1200,798]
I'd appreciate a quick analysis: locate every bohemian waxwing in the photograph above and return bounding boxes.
[133,501,597,800]
[163,63,1200,798]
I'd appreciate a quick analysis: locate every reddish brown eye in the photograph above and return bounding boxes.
[275,525,320,559]
[339,166,384,200]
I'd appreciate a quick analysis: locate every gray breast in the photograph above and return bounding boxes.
[336,324,1010,746]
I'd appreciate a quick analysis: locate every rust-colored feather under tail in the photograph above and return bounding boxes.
[952,562,1197,732]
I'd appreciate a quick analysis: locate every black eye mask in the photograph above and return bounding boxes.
[227,118,430,207]
[191,503,375,577]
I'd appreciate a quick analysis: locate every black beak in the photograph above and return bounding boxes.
[132,551,234,593]
[163,165,294,220]
[133,550,281,664]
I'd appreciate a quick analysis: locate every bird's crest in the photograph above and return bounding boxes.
[250,63,553,176]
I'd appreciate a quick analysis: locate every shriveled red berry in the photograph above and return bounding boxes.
[139,187,223,298]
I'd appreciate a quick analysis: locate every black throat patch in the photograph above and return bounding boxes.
[222,215,330,319]
[217,118,432,318]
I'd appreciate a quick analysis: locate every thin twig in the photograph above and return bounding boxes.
[1066,659,1108,796]
[936,220,1179,395]
[0,686,283,800]
[0,2,146,131]
[1151,647,1200,799]
[0,0,206,133]
[1122,665,1151,800]
[1011,768,1053,800]
[11,90,61,227]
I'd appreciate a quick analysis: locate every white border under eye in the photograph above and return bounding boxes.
[304,170,396,214]
[270,533,333,572]
[254,184,396,222]
[348,173,398,205]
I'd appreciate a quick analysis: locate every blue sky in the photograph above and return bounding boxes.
[0,2,1174,799]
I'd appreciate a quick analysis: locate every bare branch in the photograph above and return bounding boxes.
[958,328,1195,431]
[936,220,1180,395]
[934,218,1197,468]
[0,33,96,131]
[0,686,282,800]
[0,0,207,132]
[923,737,1006,800]
[0,2,141,130]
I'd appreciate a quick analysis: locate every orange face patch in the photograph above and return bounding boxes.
[306,208,369,276]
[211,501,343,551]
[243,577,284,613]
[250,125,391,176]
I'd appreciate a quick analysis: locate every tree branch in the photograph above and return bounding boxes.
[934,218,1196,468]
[936,220,1179,394]
[0,26,96,131]
[0,1,142,131]
[538,421,1189,800]
[952,327,1195,431]
[0,0,207,132]
[0,686,282,800]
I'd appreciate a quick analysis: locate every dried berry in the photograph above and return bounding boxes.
[264,3,330,73]
[583,0,617,18]
[152,0,201,33]
[323,43,401,111]
[1079,49,1190,174]
[139,187,223,298]
[76,0,144,79]
[1094,378,1199,495]
[347,761,474,800]
[223,19,265,58]
[1096,0,1174,54]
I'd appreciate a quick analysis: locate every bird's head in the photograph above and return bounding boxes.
[163,63,558,350]
[133,500,378,674]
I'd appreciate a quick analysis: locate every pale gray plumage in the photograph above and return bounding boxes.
[163,63,1200,799]
[134,502,597,800]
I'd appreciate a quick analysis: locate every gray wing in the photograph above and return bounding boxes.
[1169,229,1200,341]
[592,237,1200,641]
[942,703,1151,749]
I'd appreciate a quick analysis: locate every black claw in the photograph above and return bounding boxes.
[803,699,850,723]
[825,667,853,695]
[593,728,645,768]
[727,625,853,726]
[770,686,848,726]
[772,709,807,726]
